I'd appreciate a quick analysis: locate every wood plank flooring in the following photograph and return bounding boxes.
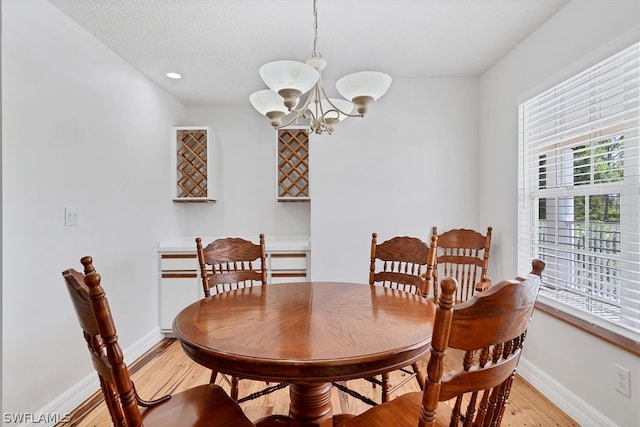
[61,339,578,426]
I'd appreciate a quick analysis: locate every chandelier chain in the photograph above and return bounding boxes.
[312,0,319,58]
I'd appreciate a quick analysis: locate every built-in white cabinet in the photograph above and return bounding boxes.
[158,253,201,333]
[158,235,310,334]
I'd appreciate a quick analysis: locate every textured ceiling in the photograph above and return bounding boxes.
[47,0,571,106]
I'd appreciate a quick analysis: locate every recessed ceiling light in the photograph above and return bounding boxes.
[166,72,182,79]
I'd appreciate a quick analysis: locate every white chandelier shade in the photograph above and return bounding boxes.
[259,60,319,110]
[249,89,289,115]
[336,71,392,114]
[249,89,291,127]
[248,0,391,135]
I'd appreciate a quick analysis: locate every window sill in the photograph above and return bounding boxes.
[535,301,640,356]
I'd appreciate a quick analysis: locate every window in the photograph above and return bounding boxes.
[518,42,640,340]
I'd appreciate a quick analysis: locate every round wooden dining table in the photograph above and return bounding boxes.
[173,281,436,427]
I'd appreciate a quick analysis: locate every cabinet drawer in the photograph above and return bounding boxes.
[161,254,197,271]
[162,272,197,279]
[270,253,307,270]
[271,272,308,284]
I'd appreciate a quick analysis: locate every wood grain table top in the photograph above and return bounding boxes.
[173,281,436,383]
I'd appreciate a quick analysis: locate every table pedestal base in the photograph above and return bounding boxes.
[289,383,332,427]
[254,382,357,427]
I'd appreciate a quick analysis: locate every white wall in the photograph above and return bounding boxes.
[1,0,185,416]
[310,77,481,282]
[180,106,310,238]
[479,0,640,425]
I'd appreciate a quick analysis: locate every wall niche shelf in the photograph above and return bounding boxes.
[277,128,310,202]
[171,126,217,202]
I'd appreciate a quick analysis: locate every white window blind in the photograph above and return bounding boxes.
[518,41,640,340]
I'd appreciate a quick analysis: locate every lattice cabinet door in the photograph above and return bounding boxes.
[171,126,217,202]
[277,129,310,202]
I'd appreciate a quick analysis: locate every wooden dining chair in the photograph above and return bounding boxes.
[196,234,267,297]
[196,234,287,402]
[62,256,254,427]
[369,233,436,297]
[334,259,545,427]
[429,226,493,303]
[334,233,437,406]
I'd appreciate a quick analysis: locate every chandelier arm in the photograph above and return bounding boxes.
[316,81,364,119]
[276,89,317,129]
[309,83,325,131]
[286,85,314,116]
[277,112,308,130]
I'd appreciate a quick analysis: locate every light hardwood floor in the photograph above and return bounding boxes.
[62,339,578,426]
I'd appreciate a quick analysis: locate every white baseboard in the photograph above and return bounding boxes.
[19,328,163,427]
[518,357,616,426]
[125,328,164,364]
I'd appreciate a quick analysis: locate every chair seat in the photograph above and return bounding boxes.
[142,384,254,427]
[335,391,453,426]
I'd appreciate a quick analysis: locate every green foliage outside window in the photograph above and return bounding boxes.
[572,135,623,222]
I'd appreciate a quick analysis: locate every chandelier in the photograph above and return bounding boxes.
[249,0,392,135]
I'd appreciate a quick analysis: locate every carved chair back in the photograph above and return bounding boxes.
[63,256,146,427]
[369,233,437,297]
[430,226,493,302]
[196,234,267,297]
